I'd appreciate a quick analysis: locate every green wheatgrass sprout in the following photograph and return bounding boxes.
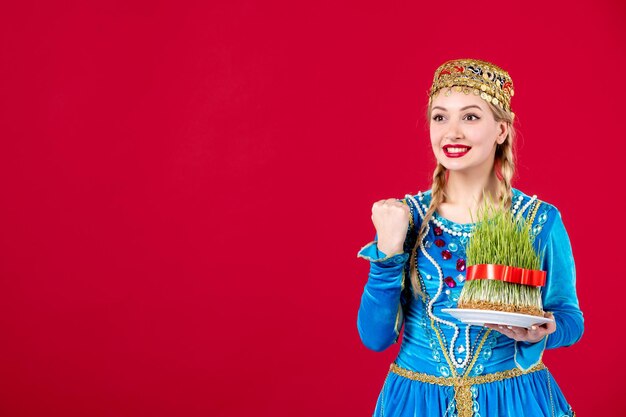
[457,196,546,316]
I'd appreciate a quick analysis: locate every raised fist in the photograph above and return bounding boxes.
[371,198,411,256]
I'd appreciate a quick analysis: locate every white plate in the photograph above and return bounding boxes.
[441,308,554,329]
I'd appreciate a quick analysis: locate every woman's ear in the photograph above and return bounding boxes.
[496,121,508,145]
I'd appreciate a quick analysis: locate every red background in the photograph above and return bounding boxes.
[1,1,624,416]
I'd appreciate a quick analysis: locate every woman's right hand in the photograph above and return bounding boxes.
[371,198,411,256]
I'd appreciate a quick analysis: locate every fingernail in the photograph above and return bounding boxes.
[507,326,513,330]
[498,325,503,329]
[531,325,537,330]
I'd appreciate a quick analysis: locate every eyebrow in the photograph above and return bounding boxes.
[432,105,483,112]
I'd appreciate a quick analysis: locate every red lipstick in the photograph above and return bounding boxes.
[443,144,471,158]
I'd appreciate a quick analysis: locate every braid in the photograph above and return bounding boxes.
[409,162,447,297]
[495,137,515,209]
[417,162,447,244]
[492,102,516,210]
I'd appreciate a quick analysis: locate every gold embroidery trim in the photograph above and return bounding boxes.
[390,361,546,417]
[428,319,492,416]
[389,361,545,386]
[527,200,542,225]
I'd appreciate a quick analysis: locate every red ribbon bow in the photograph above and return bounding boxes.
[465,264,546,287]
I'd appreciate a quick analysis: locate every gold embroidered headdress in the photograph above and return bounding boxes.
[428,58,515,118]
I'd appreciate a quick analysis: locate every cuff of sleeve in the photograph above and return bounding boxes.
[514,336,548,372]
[357,241,409,265]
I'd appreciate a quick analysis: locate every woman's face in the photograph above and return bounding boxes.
[429,88,507,175]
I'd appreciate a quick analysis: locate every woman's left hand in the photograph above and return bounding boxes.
[484,312,556,343]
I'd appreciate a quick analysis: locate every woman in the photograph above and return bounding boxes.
[356,58,583,417]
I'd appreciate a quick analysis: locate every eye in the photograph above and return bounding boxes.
[432,114,444,122]
[465,114,480,121]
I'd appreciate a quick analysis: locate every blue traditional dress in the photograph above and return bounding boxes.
[356,188,583,417]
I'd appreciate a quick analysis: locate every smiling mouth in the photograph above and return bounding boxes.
[445,147,471,153]
[443,145,471,157]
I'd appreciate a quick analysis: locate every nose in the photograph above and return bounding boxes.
[444,118,463,141]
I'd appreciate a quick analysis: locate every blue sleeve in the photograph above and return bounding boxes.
[515,206,584,370]
[356,232,409,352]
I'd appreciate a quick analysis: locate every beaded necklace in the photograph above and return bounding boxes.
[415,191,537,237]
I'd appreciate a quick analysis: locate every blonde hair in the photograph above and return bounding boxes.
[408,93,517,298]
